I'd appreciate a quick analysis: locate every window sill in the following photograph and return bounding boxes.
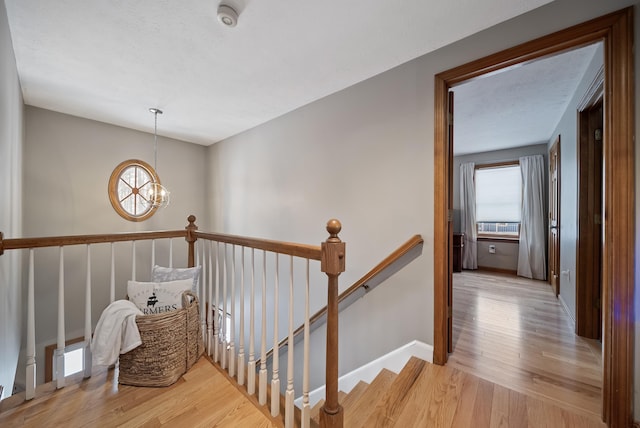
[477,236,520,243]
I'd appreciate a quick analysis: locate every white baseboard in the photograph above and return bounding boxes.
[558,294,575,326]
[296,340,433,408]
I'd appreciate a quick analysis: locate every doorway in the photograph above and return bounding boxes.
[433,8,634,426]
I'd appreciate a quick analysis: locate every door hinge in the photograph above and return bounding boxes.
[448,112,454,125]
[448,306,452,318]
[595,128,602,141]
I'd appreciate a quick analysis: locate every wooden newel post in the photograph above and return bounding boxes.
[320,219,345,428]
[185,215,198,268]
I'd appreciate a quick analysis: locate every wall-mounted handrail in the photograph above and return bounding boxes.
[268,234,424,357]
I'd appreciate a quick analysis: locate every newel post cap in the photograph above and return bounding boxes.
[322,219,345,275]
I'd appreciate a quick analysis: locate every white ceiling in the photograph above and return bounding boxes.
[4,0,555,146]
[453,43,601,155]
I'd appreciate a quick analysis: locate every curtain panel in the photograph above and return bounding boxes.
[517,155,547,280]
[460,162,478,269]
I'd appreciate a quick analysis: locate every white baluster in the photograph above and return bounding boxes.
[271,254,280,417]
[301,259,311,428]
[237,247,245,386]
[131,241,136,281]
[196,240,201,269]
[84,245,92,379]
[56,247,66,389]
[151,239,156,274]
[247,248,256,395]
[169,238,173,268]
[207,240,214,356]
[200,241,207,343]
[25,249,36,400]
[221,243,228,370]
[229,244,236,378]
[214,242,220,363]
[285,255,294,428]
[109,243,115,303]
[259,250,267,405]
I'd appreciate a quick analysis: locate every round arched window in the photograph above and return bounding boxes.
[108,159,162,221]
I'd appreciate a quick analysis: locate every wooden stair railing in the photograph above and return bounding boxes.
[265,234,424,359]
[0,215,346,428]
[189,217,345,427]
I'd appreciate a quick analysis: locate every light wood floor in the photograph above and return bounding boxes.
[0,357,280,427]
[448,270,603,420]
[319,357,605,428]
[0,271,606,427]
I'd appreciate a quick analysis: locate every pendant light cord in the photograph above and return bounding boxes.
[150,108,163,172]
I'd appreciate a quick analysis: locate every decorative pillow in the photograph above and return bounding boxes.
[151,265,202,294]
[127,279,193,315]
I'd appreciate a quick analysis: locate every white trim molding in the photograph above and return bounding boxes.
[297,340,433,408]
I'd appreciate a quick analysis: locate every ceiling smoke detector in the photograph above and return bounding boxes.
[217,5,238,27]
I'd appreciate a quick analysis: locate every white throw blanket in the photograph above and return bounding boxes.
[91,300,143,366]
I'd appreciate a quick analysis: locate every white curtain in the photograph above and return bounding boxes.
[517,155,547,280]
[460,162,477,269]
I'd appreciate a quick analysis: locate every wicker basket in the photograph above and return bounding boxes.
[118,291,204,387]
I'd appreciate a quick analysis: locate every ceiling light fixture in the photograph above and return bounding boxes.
[217,4,238,27]
[146,108,170,209]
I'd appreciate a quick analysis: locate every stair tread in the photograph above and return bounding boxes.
[392,361,465,427]
[362,356,427,428]
[340,380,369,412]
[343,368,398,428]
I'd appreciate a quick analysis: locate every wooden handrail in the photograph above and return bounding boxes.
[194,231,322,260]
[0,216,322,261]
[0,230,187,254]
[267,234,424,358]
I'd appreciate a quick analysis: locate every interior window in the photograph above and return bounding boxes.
[475,163,521,238]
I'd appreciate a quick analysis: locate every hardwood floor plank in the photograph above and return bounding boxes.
[508,388,528,427]
[449,372,480,427]
[425,365,465,427]
[489,384,510,428]
[471,378,494,427]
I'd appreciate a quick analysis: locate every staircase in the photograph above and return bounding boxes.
[309,356,606,428]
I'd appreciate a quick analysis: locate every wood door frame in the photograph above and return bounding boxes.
[549,136,561,297]
[433,8,634,427]
[576,90,604,340]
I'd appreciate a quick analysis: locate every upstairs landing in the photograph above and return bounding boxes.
[0,357,280,427]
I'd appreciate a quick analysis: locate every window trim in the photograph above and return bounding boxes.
[108,159,161,222]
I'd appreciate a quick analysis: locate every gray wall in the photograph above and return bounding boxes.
[207,0,640,415]
[549,43,604,321]
[0,0,24,399]
[15,107,208,386]
[453,144,548,272]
